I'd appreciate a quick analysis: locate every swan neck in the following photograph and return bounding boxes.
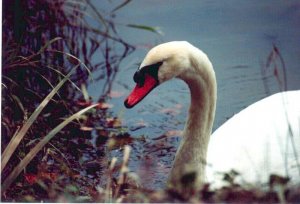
[186,72,216,141]
[167,52,217,193]
[183,68,217,163]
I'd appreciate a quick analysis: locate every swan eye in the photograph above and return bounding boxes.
[133,61,163,87]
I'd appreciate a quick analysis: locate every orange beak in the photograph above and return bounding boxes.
[124,73,158,108]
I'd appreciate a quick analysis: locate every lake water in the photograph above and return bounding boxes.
[89,1,300,189]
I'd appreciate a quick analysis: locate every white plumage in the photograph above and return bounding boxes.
[124,41,300,192]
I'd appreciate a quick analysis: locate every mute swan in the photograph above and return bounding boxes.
[124,41,300,192]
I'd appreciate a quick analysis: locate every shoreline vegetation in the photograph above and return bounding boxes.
[2,0,135,201]
[1,0,299,202]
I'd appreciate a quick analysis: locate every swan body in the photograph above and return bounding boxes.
[124,41,300,192]
[207,90,300,187]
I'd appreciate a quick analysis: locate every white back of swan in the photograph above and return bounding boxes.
[207,90,300,187]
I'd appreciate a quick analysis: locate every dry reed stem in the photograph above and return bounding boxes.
[1,103,99,192]
[114,145,131,198]
[1,64,79,173]
[105,157,118,202]
[262,45,300,177]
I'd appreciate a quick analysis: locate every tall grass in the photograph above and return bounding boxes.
[2,91,98,192]
[1,38,75,172]
[1,0,166,200]
[1,0,137,200]
[262,44,300,177]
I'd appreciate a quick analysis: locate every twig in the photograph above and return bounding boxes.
[105,157,118,202]
[114,145,131,198]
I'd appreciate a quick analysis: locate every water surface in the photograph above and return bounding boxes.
[89,0,300,189]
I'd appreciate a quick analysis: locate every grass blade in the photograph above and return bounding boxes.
[81,83,89,101]
[1,65,79,172]
[1,103,98,192]
[46,64,81,92]
[49,50,93,82]
[36,37,62,55]
[126,24,163,35]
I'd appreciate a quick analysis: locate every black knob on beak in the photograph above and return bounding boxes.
[133,70,145,87]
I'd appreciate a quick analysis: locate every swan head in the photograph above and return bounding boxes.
[124,41,213,108]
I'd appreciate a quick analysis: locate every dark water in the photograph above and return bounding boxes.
[88,1,300,189]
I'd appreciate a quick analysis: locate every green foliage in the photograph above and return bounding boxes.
[127,24,164,35]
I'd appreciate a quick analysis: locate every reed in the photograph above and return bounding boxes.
[1,0,134,200]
